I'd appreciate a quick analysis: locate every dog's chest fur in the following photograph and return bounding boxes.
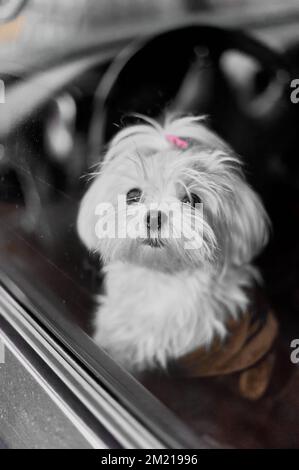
[93,261,253,370]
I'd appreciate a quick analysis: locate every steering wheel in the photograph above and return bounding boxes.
[88,25,291,185]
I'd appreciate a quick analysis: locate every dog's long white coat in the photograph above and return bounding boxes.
[78,116,269,370]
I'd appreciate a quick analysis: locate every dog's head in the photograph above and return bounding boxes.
[78,116,269,272]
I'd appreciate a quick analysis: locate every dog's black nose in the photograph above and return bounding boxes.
[146,210,167,232]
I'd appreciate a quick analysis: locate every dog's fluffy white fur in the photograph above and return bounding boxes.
[77,115,269,371]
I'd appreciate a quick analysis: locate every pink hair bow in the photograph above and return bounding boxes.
[165,134,188,150]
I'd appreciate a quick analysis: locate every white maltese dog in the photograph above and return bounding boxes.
[77,115,269,371]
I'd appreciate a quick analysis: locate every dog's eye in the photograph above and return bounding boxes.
[126,188,142,204]
[181,193,201,207]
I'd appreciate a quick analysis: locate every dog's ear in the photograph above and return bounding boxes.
[223,179,270,266]
[77,177,102,251]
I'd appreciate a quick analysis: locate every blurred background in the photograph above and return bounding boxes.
[1,0,299,449]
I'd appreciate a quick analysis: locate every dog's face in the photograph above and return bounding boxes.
[78,117,269,273]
